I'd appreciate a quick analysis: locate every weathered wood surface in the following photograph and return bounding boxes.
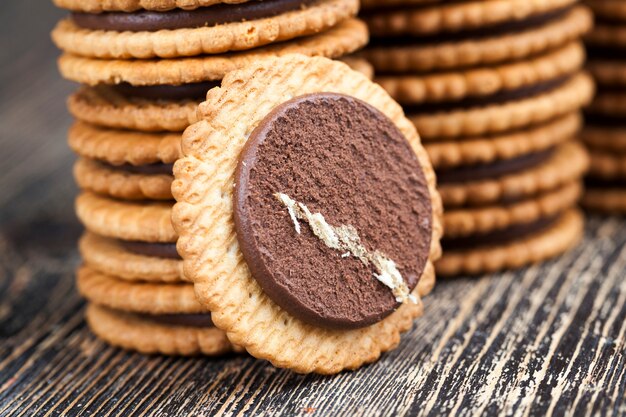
[1,1,625,416]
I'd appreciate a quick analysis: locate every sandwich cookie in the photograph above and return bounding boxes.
[361,6,592,73]
[437,141,589,208]
[52,0,359,59]
[78,266,232,355]
[585,0,626,22]
[61,19,368,132]
[436,209,584,276]
[172,56,442,374]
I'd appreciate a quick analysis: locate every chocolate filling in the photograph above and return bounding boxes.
[111,82,219,100]
[121,240,181,259]
[234,93,433,329]
[98,161,174,175]
[406,75,570,113]
[72,0,314,31]
[368,5,572,43]
[585,177,626,189]
[436,148,554,184]
[587,46,626,62]
[136,313,214,327]
[585,113,626,129]
[442,214,560,251]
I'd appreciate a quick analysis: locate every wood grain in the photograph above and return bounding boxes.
[0,1,625,416]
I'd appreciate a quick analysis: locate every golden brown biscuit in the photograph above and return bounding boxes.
[54,0,249,12]
[79,232,184,282]
[581,126,626,153]
[76,192,176,242]
[582,188,626,214]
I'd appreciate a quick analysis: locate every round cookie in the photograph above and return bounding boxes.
[438,141,589,207]
[74,158,173,200]
[443,181,581,238]
[375,41,584,105]
[54,0,250,13]
[52,0,359,59]
[172,55,442,374]
[587,92,626,119]
[363,0,576,37]
[425,112,581,168]
[436,209,583,276]
[409,71,593,140]
[588,60,626,88]
[80,232,184,282]
[582,187,626,214]
[57,18,368,86]
[585,22,626,49]
[75,192,176,242]
[361,6,592,73]
[86,304,234,356]
[77,266,204,314]
[68,122,182,166]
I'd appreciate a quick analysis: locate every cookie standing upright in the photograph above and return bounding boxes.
[582,0,626,214]
[50,0,371,354]
[172,55,442,373]
[360,0,593,276]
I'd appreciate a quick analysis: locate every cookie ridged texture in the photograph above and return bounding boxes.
[172,55,442,374]
[77,266,205,314]
[361,6,592,73]
[425,113,581,168]
[74,158,173,200]
[57,19,368,86]
[582,127,626,152]
[76,192,176,242]
[86,304,233,356]
[439,141,589,207]
[444,181,581,238]
[69,122,182,166]
[589,150,626,179]
[361,0,440,10]
[80,232,184,282]
[585,0,626,22]
[376,41,584,105]
[436,209,583,277]
[588,60,626,87]
[52,0,359,59]
[54,0,249,12]
[364,0,576,37]
[582,188,626,214]
[69,87,198,132]
[411,71,594,140]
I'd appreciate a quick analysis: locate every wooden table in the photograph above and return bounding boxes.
[1,1,625,415]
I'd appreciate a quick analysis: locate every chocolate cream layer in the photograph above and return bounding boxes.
[72,0,315,31]
[111,82,220,101]
[97,160,174,175]
[405,75,572,113]
[436,148,554,184]
[585,113,626,129]
[368,5,573,43]
[121,240,181,259]
[585,177,626,189]
[135,312,214,327]
[441,213,561,251]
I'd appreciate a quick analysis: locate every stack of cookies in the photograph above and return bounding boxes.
[582,0,626,214]
[361,0,594,276]
[51,0,368,355]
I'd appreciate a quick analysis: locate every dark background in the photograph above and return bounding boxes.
[0,1,625,416]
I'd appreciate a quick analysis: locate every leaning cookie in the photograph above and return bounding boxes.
[52,0,359,59]
[172,55,442,374]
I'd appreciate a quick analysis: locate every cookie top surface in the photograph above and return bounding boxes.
[233,93,432,329]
